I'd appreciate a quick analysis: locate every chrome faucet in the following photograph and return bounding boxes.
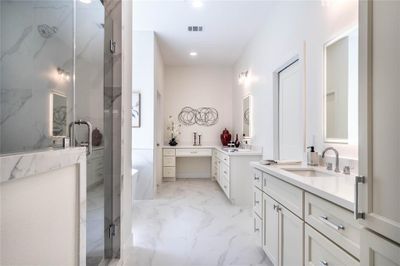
[322,147,340,173]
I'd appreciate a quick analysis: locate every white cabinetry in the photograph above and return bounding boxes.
[213,149,261,205]
[162,148,176,181]
[263,194,279,266]
[360,229,400,266]
[253,166,362,266]
[358,0,400,248]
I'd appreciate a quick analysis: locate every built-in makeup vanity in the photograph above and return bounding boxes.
[162,146,262,206]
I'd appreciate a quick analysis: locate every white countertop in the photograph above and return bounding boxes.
[162,145,263,157]
[251,162,355,211]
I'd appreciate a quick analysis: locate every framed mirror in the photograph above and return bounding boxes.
[324,27,358,144]
[242,95,252,138]
[50,92,67,137]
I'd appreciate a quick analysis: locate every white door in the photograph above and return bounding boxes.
[279,205,303,266]
[263,194,279,266]
[360,229,400,266]
[155,91,163,188]
[358,0,400,244]
[278,60,304,160]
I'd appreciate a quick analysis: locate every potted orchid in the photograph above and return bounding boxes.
[167,115,181,146]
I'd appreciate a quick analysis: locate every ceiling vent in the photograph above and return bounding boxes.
[188,26,203,32]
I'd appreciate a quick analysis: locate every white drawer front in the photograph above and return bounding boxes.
[163,156,176,167]
[264,173,304,218]
[221,176,230,198]
[253,169,262,189]
[305,192,361,259]
[175,148,212,157]
[220,153,230,165]
[253,188,262,217]
[221,163,229,181]
[254,213,262,247]
[263,173,304,219]
[163,148,175,156]
[163,167,176,178]
[305,224,359,266]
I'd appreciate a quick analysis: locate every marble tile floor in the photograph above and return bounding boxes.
[124,179,272,266]
[87,182,105,266]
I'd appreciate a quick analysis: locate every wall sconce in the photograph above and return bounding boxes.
[238,70,249,84]
[57,67,70,81]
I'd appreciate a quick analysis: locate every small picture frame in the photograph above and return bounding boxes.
[132,92,141,128]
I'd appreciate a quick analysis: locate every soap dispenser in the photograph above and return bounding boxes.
[307,146,319,166]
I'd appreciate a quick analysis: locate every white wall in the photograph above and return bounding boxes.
[154,36,165,187]
[164,66,233,146]
[132,31,165,199]
[233,0,358,161]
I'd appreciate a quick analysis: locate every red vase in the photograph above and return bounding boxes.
[220,128,232,146]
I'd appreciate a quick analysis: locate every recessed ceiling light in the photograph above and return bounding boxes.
[192,1,203,8]
[80,0,92,4]
[190,52,198,57]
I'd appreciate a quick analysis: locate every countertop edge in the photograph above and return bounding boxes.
[0,147,86,184]
[162,145,263,156]
[250,162,354,211]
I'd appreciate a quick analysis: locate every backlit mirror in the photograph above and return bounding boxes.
[243,95,251,138]
[50,92,67,137]
[324,27,358,144]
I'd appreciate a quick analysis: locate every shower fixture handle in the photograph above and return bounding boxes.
[68,120,93,157]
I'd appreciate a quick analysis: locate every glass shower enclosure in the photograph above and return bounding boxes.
[0,0,122,264]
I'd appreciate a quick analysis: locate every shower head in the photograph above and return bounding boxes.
[37,24,58,39]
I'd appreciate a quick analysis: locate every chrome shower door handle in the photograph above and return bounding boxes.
[85,121,93,157]
[68,120,93,157]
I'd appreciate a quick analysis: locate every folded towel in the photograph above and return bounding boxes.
[260,159,301,165]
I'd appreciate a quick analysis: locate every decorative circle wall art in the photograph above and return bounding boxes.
[178,106,219,127]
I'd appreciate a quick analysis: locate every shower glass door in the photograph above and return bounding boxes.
[0,0,121,263]
[75,0,121,264]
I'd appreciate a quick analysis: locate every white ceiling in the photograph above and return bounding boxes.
[133,0,273,66]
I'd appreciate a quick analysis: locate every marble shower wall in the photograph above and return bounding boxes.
[0,0,105,154]
[0,0,74,154]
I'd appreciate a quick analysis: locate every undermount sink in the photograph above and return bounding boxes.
[281,168,334,177]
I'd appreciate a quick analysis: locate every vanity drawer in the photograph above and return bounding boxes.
[264,173,304,218]
[221,176,230,198]
[254,213,263,247]
[176,148,212,157]
[163,156,176,167]
[163,148,175,156]
[305,224,359,266]
[220,153,230,165]
[253,187,262,217]
[253,169,262,189]
[305,192,361,259]
[163,167,176,178]
[221,163,230,180]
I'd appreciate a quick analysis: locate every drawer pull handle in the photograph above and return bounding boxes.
[190,151,198,154]
[254,175,260,181]
[254,219,260,232]
[319,260,328,266]
[224,171,228,174]
[319,216,345,231]
[273,204,281,211]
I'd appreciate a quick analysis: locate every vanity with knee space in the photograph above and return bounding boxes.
[163,146,262,206]
[251,162,362,266]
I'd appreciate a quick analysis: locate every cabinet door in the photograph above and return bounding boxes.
[263,194,279,266]
[360,229,400,266]
[279,205,303,266]
[359,0,400,243]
